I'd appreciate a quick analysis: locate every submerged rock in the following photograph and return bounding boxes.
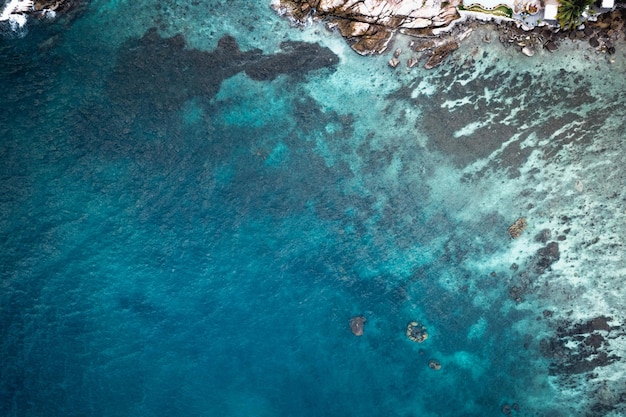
[407,56,420,68]
[542,316,621,376]
[108,29,339,113]
[534,228,551,243]
[424,40,459,69]
[406,321,428,343]
[535,241,560,271]
[428,359,441,370]
[349,316,366,336]
[508,217,527,239]
[575,179,584,192]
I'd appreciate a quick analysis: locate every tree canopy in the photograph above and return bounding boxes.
[556,0,595,29]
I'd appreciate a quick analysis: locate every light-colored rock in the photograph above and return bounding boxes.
[457,27,473,42]
[575,179,584,192]
[521,46,535,56]
[271,0,462,55]
[428,359,442,370]
[388,57,400,68]
[508,217,527,239]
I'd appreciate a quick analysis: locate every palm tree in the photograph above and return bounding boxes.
[556,0,595,29]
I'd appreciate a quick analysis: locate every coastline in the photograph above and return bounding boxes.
[0,0,81,36]
[272,0,626,68]
[1,0,626,416]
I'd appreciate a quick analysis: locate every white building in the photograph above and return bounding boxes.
[601,0,614,9]
[543,2,558,21]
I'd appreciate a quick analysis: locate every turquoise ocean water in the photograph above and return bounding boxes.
[2,1,626,416]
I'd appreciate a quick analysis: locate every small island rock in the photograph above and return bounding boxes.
[349,316,366,336]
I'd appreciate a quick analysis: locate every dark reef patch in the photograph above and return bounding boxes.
[246,40,340,81]
[387,64,607,179]
[540,316,623,376]
[108,28,338,113]
[534,241,560,273]
[507,238,561,303]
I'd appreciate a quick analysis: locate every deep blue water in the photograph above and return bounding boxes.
[2,1,626,416]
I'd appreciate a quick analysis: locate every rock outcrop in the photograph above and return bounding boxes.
[32,0,74,14]
[0,0,83,33]
[349,316,367,336]
[271,0,462,56]
[0,0,78,20]
[508,217,527,239]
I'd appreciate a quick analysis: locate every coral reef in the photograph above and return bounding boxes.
[406,321,428,343]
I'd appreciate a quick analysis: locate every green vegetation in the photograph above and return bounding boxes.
[556,0,595,29]
[459,4,513,17]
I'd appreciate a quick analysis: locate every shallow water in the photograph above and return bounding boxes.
[1,1,626,416]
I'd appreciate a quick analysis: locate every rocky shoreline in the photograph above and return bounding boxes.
[272,0,626,69]
[494,8,625,56]
[0,0,82,33]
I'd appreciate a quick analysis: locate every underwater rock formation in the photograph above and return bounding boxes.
[534,241,560,272]
[423,39,459,69]
[508,217,527,239]
[406,321,428,343]
[108,28,339,114]
[271,0,461,56]
[349,316,366,336]
[540,316,622,376]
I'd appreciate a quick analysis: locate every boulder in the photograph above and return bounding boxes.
[508,217,527,239]
[349,316,366,336]
[407,56,420,68]
[424,41,458,70]
[544,40,559,52]
[521,46,535,57]
[272,0,462,55]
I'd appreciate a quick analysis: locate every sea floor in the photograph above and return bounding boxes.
[1,1,625,416]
